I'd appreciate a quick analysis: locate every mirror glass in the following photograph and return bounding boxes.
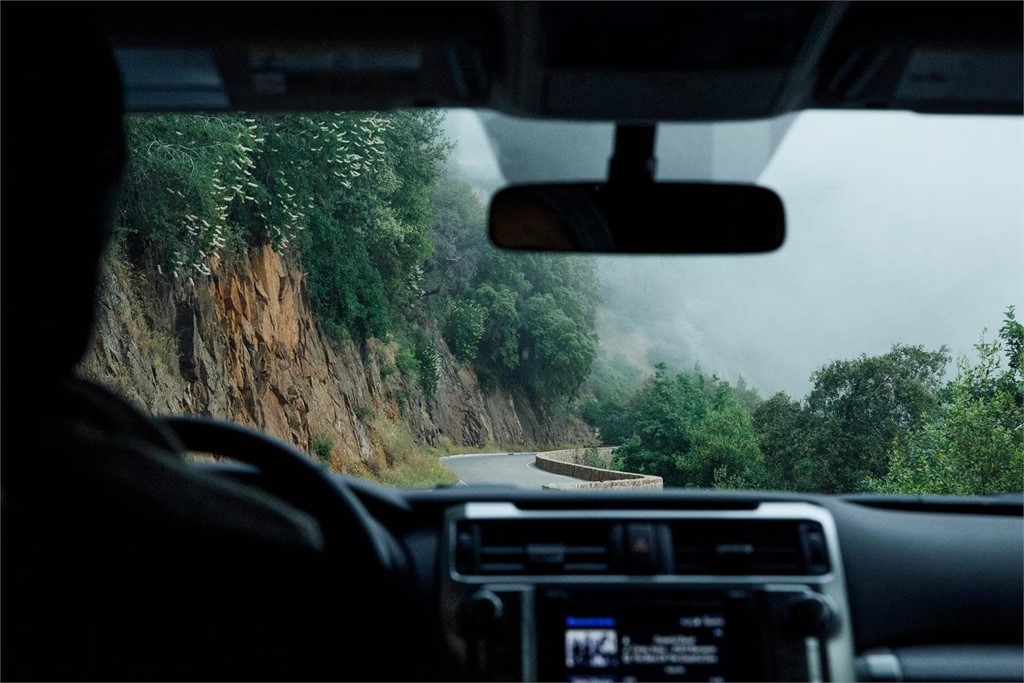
[489,183,785,253]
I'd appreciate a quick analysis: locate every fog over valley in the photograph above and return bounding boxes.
[444,110,1024,399]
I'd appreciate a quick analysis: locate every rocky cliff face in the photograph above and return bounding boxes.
[80,246,589,473]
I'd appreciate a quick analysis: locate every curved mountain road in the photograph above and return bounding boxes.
[440,452,584,488]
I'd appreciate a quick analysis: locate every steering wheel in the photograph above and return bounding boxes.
[160,416,399,573]
[157,416,429,680]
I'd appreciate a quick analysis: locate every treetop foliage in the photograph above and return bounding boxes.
[590,309,1022,496]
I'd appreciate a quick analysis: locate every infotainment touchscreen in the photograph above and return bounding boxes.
[537,589,761,682]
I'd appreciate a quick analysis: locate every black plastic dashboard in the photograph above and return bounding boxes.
[344,480,1023,682]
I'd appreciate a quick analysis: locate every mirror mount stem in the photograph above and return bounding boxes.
[605,124,659,251]
[608,124,657,186]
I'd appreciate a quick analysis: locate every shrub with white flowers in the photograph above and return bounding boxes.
[115,110,449,340]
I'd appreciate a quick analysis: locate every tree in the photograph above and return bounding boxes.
[612,364,764,488]
[422,177,488,298]
[517,293,598,403]
[472,283,522,382]
[689,399,764,489]
[805,344,949,492]
[453,250,599,404]
[612,364,698,485]
[579,353,644,445]
[870,307,1024,495]
[293,111,448,340]
[443,298,486,362]
[752,392,827,492]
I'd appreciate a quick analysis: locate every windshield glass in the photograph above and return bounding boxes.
[81,109,1023,495]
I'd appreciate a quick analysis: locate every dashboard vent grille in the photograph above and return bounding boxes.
[456,520,613,575]
[670,520,830,576]
[455,518,830,577]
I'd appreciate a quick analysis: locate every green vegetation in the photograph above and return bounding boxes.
[311,430,335,467]
[116,113,599,409]
[867,308,1023,495]
[423,176,600,405]
[116,111,447,340]
[443,299,487,362]
[288,111,449,340]
[114,112,1020,496]
[579,354,644,445]
[586,307,1023,496]
[802,344,949,492]
[377,455,459,489]
[116,114,258,272]
[438,253,599,404]
[610,363,764,488]
[574,444,608,468]
[370,419,458,488]
[411,330,439,398]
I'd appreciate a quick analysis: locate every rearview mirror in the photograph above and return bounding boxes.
[489,183,785,253]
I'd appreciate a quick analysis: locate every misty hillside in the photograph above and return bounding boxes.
[589,113,1024,399]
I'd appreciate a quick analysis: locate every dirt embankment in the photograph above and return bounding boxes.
[79,245,590,473]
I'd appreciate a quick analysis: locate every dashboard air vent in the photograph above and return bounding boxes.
[671,520,830,576]
[455,517,830,577]
[456,520,614,575]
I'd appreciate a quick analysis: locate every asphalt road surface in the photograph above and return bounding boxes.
[440,452,585,488]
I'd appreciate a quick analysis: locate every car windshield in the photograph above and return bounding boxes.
[81,108,1024,495]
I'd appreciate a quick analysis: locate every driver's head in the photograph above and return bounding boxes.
[3,8,126,387]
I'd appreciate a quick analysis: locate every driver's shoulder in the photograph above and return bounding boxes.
[5,375,325,551]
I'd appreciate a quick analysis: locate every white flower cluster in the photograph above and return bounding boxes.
[171,213,226,277]
[327,113,392,189]
[156,112,397,277]
[264,165,305,251]
[408,264,425,294]
[260,113,394,253]
[165,117,265,279]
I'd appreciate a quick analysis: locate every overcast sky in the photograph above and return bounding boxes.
[443,109,1024,399]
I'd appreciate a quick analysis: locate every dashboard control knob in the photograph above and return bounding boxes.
[789,593,836,637]
[464,589,504,631]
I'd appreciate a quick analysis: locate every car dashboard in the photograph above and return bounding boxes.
[331,477,1024,682]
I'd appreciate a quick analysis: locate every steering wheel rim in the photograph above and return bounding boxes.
[160,415,395,573]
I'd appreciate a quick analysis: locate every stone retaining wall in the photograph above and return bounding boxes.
[536,448,663,490]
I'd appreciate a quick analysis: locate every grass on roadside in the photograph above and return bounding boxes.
[345,421,592,489]
[367,419,459,488]
[377,451,459,488]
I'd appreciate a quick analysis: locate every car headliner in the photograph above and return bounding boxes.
[97,2,1022,121]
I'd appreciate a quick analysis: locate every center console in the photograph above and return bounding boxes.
[441,502,855,681]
